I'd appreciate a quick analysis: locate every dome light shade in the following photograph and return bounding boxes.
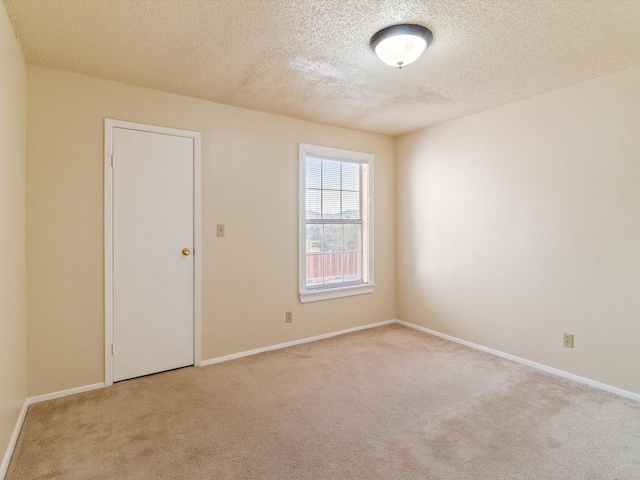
[370,24,433,68]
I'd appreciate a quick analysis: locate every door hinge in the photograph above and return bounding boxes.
[111,343,114,356]
[111,154,114,167]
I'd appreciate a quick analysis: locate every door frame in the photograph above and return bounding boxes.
[104,118,202,386]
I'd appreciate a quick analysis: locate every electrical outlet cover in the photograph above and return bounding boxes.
[563,333,574,348]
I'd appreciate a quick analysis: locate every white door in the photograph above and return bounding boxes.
[111,126,195,382]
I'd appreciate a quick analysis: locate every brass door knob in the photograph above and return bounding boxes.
[182,248,191,256]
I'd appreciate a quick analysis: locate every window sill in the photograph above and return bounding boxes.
[299,284,375,303]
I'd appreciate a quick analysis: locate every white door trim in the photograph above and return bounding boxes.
[104,119,202,387]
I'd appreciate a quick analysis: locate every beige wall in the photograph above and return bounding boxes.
[396,65,640,395]
[0,2,27,471]
[26,66,396,396]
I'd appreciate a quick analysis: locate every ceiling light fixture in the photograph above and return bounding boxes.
[370,24,433,69]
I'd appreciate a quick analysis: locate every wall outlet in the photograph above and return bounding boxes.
[285,311,292,323]
[217,224,225,237]
[563,333,574,348]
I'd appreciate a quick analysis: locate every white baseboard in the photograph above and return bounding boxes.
[201,319,396,366]
[27,383,105,405]
[0,400,28,480]
[396,319,640,403]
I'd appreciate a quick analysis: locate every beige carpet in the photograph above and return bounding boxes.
[7,324,640,479]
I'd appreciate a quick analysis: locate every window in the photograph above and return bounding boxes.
[299,144,374,303]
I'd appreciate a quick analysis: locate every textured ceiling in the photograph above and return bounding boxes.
[4,0,640,136]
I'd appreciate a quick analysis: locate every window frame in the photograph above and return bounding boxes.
[298,143,375,303]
